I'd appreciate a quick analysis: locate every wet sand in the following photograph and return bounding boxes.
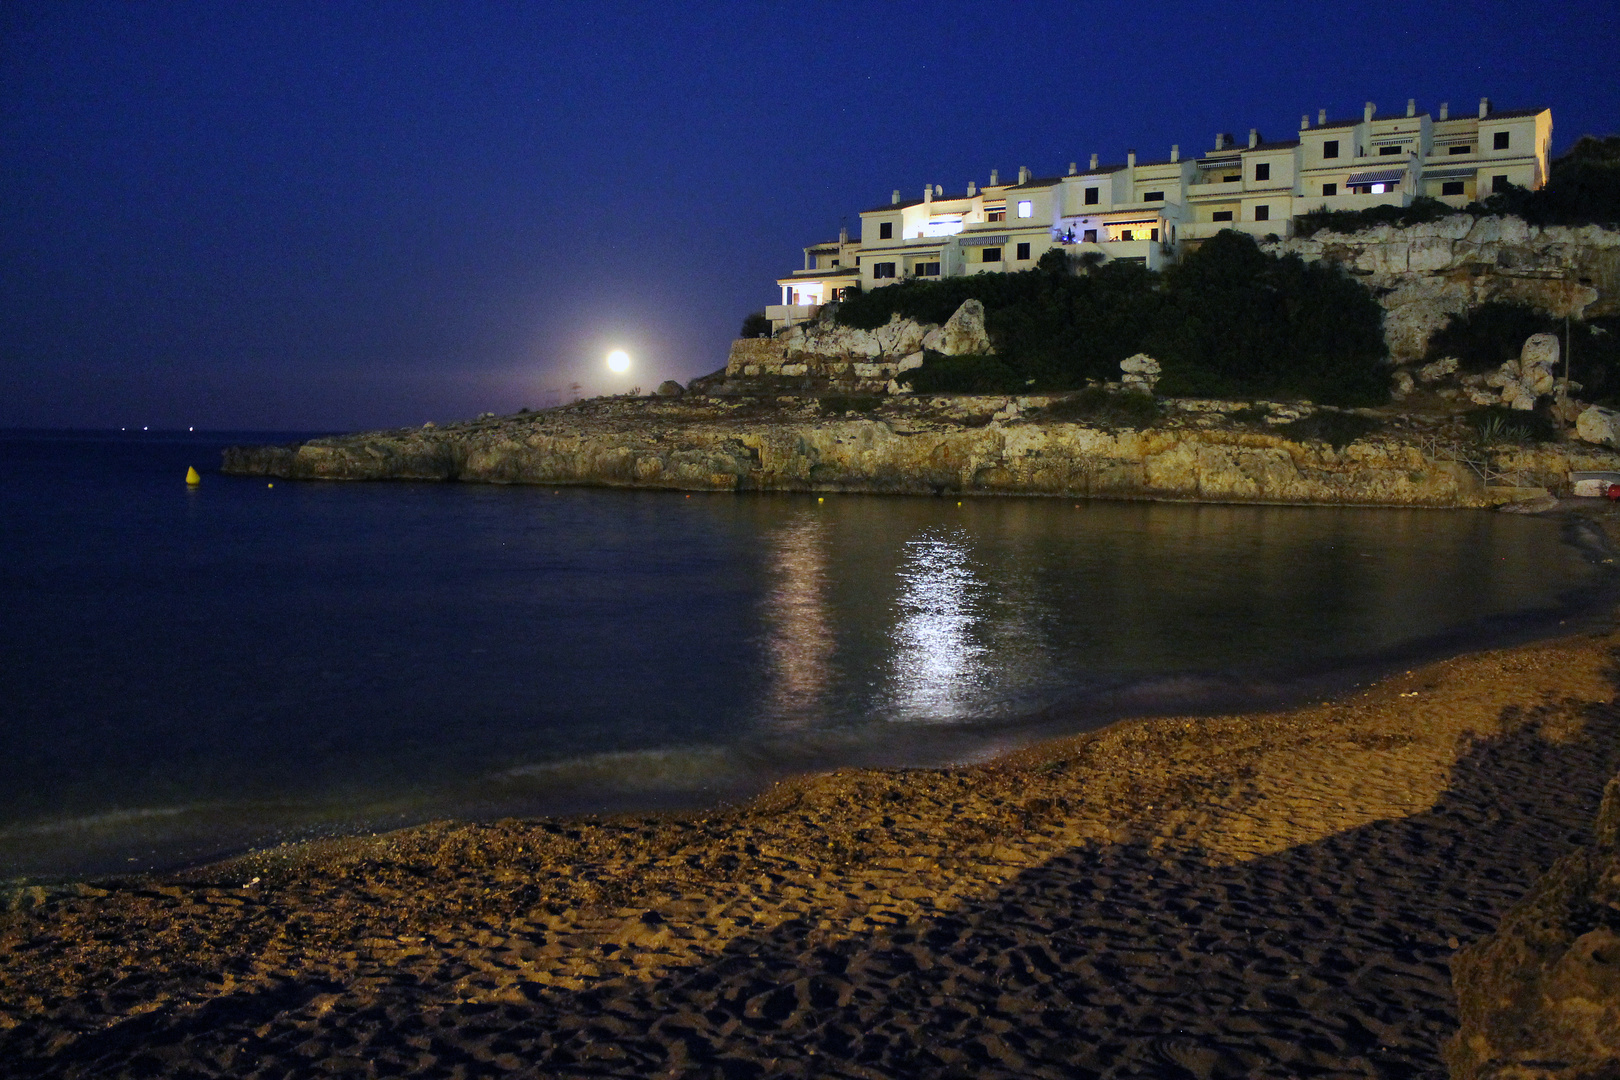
[5,541,1620,1076]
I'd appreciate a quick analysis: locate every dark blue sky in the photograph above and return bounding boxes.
[4,1,1617,430]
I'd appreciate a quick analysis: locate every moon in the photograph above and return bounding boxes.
[606,349,630,373]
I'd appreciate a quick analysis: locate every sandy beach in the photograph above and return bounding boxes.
[4,546,1620,1077]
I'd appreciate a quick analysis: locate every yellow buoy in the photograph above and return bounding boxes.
[185,467,201,485]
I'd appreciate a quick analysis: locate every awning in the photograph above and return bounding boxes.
[957,234,1009,247]
[1346,168,1405,185]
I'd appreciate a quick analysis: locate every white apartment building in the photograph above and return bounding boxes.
[768,97,1552,332]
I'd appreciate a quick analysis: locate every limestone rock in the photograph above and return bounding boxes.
[1417,356,1459,383]
[1522,332,1561,376]
[897,351,925,372]
[1120,353,1162,393]
[1446,772,1620,1079]
[655,380,684,397]
[932,299,992,356]
[1391,370,1416,399]
[1577,406,1620,447]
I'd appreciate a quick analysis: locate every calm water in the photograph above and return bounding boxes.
[0,429,1610,882]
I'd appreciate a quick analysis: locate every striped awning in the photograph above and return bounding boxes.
[1346,168,1405,185]
[957,234,1009,246]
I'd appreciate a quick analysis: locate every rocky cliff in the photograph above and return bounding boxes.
[1263,218,1620,362]
[222,395,1620,509]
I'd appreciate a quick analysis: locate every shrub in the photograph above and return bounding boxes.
[901,353,1028,394]
[1468,405,1558,444]
[1276,411,1383,449]
[838,231,1389,406]
[1295,196,1459,238]
[1426,304,1620,405]
[820,394,882,414]
[1041,387,1160,427]
[740,311,772,338]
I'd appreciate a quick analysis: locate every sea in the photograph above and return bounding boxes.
[1,428,1612,884]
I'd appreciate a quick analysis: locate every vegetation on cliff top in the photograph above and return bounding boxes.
[1296,133,1620,236]
[836,232,1390,406]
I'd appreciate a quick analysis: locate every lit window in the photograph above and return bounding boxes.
[982,247,1002,262]
[1322,183,1337,196]
[1255,163,1270,181]
[1442,181,1465,196]
[879,222,893,240]
[1255,205,1270,221]
[1083,187,1099,205]
[1494,131,1510,150]
[1016,242,1030,260]
[1143,191,1164,201]
[1016,200,1033,218]
[1323,140,1340,159]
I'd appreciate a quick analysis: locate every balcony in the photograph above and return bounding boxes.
[1182,219,1294,241]
[1295,190,1415,214]
[766,304,821,333]
[1188,179,1243,196]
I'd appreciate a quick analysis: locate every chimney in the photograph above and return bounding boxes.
[1127,149,1136,168]
[1170,144,1180,163]
[1089,153,1098,170]
[1068,161,1077,175]
[923,185,932,205]
[1215,132,1225,150]
[1248,128,1259,148]
[1407,98,1416,117]
[891,189,900,204]
[1301,114,1310,130]
[1479,97,1490,118]
[1318,108,1327,125]
[1018,165,1030,184]
[1364,101,1375,122]
[1439,101,1449,120]
[839,226,848,244]
[967,180,976,196]
[989,169,998,185]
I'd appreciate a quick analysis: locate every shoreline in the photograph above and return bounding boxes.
[6,526,1620,1074]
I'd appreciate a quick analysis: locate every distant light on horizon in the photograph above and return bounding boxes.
[606,349,631,373]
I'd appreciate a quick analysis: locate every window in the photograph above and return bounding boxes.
[1255,163,1270,181]
[1323,140,1340,159]
[912,261,940,277]
[830,259,839,267]
[1016,242,1031,260]
[1150,228,1160,241]
[1492,174,1509,193]
[982,247,1002,262]
[1143,191,1164,201]
[1494,131,1510,150]
[1120,230,1133,241]
[1322,182,1338,196]
[1255,205,1270,221]
[873,262,896,279]
[1084,186,1099,205]
[1442,180,1465,196]
[1016,200,1033,218]
[1083,229,1097,242]
[1223,174,1240,182]
[879,222,893,240]
[987,207,1006,222]
[1379,145,1403,156]
[1212,210,1234,222]
[1450,144,1472,155]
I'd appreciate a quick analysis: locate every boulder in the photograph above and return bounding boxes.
[1446,774,1620,1079]
[655,380,684,397]
[1391,370,1416,399]
[1417,356,1459,383]
[926,299,993,356]
[1522,332,1561,377]
[1576,405,1620,448]
[1120,353,1162,393]
[897,351,925,372]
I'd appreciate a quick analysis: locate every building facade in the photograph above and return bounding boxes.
[767,97,1552,332]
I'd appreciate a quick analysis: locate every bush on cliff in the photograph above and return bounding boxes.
[1426,302,1620,404]
[902,352,1028,394]
[839,231,1389,405]
[740,311,772,338]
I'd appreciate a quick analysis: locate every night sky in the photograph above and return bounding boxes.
[4,2,1618,432]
